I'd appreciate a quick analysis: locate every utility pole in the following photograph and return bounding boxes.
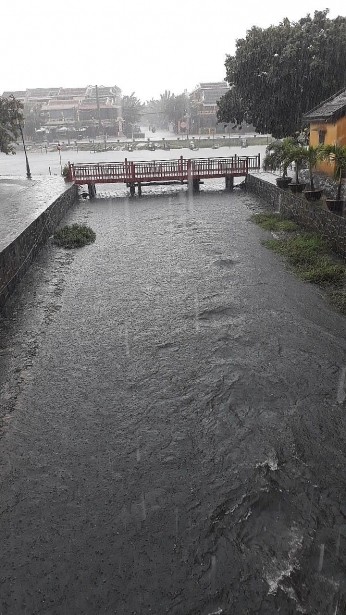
[12,96,31,179]
[57,143,62,175]
[95,85,102,134]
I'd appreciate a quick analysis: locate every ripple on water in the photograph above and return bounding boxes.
[203,463,306,611]
[198,306,238,321]
[212,258,238,268]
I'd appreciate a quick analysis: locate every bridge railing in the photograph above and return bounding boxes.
[69,154,260,183]
[189,157,248,176]
[130,159,186,180]
[70,162,128,182]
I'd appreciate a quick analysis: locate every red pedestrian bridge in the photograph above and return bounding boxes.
[68,154,261,197]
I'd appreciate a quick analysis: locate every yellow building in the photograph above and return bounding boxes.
[303,88,346,175]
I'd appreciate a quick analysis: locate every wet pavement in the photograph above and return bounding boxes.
[0,176,66,249]
[0,187,346,614]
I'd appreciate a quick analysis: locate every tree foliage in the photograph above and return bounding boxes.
[263,137,296,177]
[216,87,245,127]
[218,10,346,138]
[286,143,310,184]
[0,95,24,154]
[121,93,144,126]
[142,91,189,131]
[160,91,188,130]
[303,145,325,189]
[142,97,163,128]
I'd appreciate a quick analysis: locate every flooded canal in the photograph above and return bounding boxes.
[1,186,346,614]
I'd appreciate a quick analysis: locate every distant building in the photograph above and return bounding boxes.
[189,82,230,134]
[2,90,27,102]
[1,85,122,140]
[303,88,346,175]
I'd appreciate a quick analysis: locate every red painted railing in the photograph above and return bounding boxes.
[69,155,260,184]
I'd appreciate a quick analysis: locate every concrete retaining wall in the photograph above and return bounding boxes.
[246,174,346,259]
[0,184,78,310]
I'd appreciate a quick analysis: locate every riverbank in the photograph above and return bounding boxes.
[20,132,272,155]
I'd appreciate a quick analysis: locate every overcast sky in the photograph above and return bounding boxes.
[1,0,345,101]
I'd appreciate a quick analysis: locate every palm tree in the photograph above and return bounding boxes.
[304,145,324,191]
[263,137,295,178]
[286,143,307,185]
[320,144,346,201]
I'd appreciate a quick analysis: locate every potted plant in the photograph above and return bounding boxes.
[286,144,307,194]
[302,145,324,201]
[263,138,294,188]
[320,144,346,215]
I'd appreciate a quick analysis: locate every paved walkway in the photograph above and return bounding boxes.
[0,176,66,250]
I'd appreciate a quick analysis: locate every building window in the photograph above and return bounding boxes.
[318,130,326,145]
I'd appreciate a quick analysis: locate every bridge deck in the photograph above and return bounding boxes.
[69,155,260,185]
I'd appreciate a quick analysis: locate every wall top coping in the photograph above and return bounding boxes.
[0,176,70,252]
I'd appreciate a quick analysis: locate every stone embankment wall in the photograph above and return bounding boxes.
[246,174,346,259]
[0,184,78,310]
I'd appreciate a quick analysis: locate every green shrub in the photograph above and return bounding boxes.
[53,223,96,249]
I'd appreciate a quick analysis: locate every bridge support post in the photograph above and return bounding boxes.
[193,178,200,193]
[225,176,234,191]
[188,178,200,195]
[138,183,142,197]
[88,183,96,198]
[129,183,135,197]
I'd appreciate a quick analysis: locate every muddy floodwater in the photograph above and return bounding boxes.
[1,186,346,614]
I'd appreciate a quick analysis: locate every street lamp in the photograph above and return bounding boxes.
[18,121,32,179]
[57,143,63,174]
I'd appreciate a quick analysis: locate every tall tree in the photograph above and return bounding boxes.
[217,87,245,127]
[142,91,189,131]
[161,92,188,131]
[0,95,24,154]
[218,10,346,138]
[121,93,144,127]
[142,98,163,128]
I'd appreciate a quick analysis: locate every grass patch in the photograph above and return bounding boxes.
[263,234,327,267]
[299,259,345,287]
[328,290,346,314]
[251,212,298,232]
[263,233,339,279]
[53,223,96,249]
[263,227,346,314]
